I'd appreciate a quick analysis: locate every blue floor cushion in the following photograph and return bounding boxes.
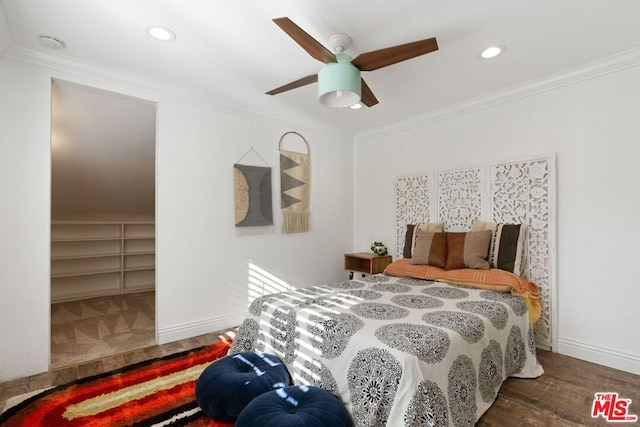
[195,351,292,421]
[235,385,354,427]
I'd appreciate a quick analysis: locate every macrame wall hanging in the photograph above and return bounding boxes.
[233,147,273,231]
[279,131,311,233]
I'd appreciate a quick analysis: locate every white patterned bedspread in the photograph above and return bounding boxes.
[229,274,544,427]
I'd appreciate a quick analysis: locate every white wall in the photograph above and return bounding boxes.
[0,12,11,55]
[0,57,52,380]
[155,99,354,342]
[0,56,354,382]
[353,64,640,375]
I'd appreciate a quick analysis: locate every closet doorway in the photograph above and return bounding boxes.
[50,80,157,368]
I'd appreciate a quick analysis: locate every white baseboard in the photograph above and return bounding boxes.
[536,342,552,352]
[557,337,640,376]
[158,314,243,345]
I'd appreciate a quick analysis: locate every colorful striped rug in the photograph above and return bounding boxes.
[0,340,235,427]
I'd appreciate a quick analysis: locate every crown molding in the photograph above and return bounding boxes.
[355,47,640,143]
[6,43,640,142]
[1,43,331,133]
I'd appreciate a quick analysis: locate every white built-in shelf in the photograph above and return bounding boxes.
[51,253,121,260]
[51,221,155,302]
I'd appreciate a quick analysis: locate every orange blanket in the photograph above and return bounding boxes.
[384,258,541,324]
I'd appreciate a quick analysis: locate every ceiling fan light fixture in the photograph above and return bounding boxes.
[317,61,361,108]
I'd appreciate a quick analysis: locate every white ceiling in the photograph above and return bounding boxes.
[2,0,640,135]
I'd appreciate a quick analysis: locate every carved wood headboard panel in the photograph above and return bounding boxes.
[395,155,556,348]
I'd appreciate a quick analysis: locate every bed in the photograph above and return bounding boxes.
[230,157,554,426]
[229,260,544,427]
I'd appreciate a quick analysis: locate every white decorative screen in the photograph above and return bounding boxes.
[437,168,484,231]
[395,174,433,258]
[489,159,554,346]
[395,156,555,348]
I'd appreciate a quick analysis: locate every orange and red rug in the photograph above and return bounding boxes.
[0,340,235,427]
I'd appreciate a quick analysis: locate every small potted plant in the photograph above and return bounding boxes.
[370,241,388,256]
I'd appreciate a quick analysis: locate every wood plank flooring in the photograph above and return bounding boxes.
[478,350,640,426]
[2,336,639,425]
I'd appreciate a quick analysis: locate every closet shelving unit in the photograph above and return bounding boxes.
[50,221,155,302]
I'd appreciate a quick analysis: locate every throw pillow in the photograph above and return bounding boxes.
[410,230,447,268]
[471,219,526,275]
[444,230,492,270]
[402,222,445,258]
[402,224,416,258]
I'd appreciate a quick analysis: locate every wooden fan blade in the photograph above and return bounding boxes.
[273,17,336,64]
[360,78,379,107]
[352,37,438,71]
[266,74,318,95]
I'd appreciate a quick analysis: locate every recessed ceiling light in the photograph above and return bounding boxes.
[145,25,176,42]
[480,46,504,59]
[38,34,66,50]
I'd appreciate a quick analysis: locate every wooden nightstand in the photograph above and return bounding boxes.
[344,252,393,279]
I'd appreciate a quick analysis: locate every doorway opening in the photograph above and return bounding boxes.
[50,80,157,368]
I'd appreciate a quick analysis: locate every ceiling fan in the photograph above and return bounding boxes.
[266,17,439,108]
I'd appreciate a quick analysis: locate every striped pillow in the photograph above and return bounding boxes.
[444,230,492,270]
[402,222,444,258]
[471,219,526,275]
[409,230,447,268]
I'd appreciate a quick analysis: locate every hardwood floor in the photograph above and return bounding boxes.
[478,350,640,426]
[2,338,639,426]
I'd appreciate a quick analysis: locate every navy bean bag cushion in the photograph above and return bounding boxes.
[195,351,292,421]
[235,385,354,427]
